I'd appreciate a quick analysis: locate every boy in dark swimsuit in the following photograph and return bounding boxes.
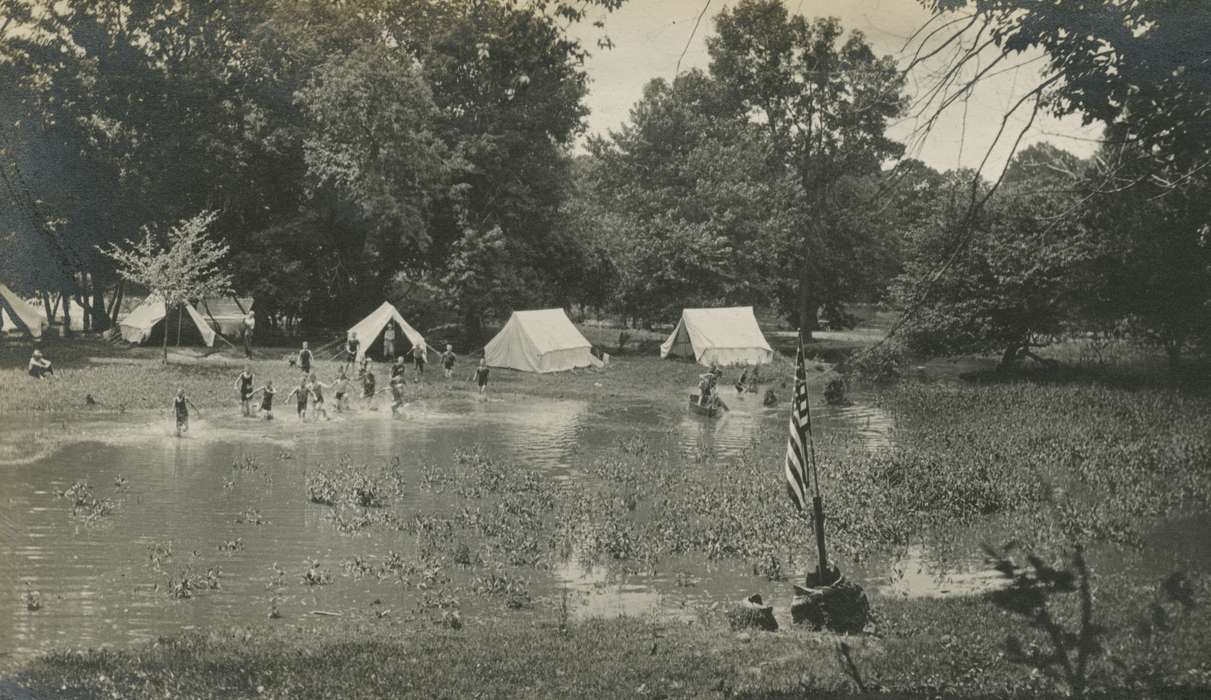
[362,368,377,409]
[441,344,456,379]
[288,376,310,420]
[389,377,405,416]
[173,388,197,437]
[390,355,406,383]
[298,342,313,375]
[410,342,427,377]
[308,374,331,421]
[473,359,489,401]
[252,380,276,420]
[235,367,254,417]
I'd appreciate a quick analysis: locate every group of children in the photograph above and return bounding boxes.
[172,340,492,437]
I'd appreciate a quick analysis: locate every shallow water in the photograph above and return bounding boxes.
[0,389,995,662]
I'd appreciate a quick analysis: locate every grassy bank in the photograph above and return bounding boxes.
[11,576,1211,699]
[0,335,801,416]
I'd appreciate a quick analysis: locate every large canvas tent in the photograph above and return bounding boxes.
[0,283,49,338]
[660,306,773,366]
[118,295,216,347]
[483,308,602,373]
[197,297,254,336]
[347,302,427,362]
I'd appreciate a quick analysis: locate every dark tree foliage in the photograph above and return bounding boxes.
[892,144,1099,369]
[0,0,622,336]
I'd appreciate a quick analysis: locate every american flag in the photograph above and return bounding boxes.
[784,338,812,511]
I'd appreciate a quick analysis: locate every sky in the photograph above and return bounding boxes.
[568,0,1104,174]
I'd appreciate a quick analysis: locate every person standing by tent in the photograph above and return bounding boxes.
[382,323,396,360]
[252,380,276,420]
[234,367,255,417]
[298,341,313,375]
[441,344,457,379]
[242,311,255,359]
[409,339,427,377]
[472,358,489,400]
[345,331,361,368]
[27,349,53,379]
[173,388,198,437]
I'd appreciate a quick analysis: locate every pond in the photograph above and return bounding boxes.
[0,388,995,663]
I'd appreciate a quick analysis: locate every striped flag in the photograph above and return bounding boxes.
[784,338,812,510]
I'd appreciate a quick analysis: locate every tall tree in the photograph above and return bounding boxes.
[708,2,907,336]
[587,70,795,325]
[99,212,234,363]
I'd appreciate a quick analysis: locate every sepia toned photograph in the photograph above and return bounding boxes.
[1,0,1209,697]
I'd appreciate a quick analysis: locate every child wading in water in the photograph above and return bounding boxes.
[252,380,276,420]
[308,374,332,421]
[361,365,378,409]
[473,358,489,401]
[288,376,310,421]
[297,341,313,375]
[389,377,406,416]
[173,388,198,437]
[333,367,352,413]
[235,367,254,417]
[441,344,456,379]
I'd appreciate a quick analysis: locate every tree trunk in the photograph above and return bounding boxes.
[998,344,1022,372]
[1165,340,1183,371]
[798,277,818,342]
[176,304,183,346]
[107,281,125,325]
[162,304,170,364]
[61,286,72,336]
[463,307,483,348]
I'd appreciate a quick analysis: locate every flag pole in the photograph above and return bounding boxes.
[800,329,830,580]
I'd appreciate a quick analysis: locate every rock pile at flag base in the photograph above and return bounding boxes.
[791,567,869,633]
[727,594,778,632]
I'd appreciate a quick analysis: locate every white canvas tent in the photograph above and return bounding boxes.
[483,308,603,373]
[660,306,773,367]
[348,301,427,361]
[118,295,216,346]
[0,283,49,338]
[198,297,254,336]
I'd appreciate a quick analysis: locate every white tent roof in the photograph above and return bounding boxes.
[483,308,603,373]
[660,306,773,367]
[0,283,49,338]
[347,301,426,361]
[118,295,215,347]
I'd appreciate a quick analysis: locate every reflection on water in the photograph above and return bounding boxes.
[0,391,918,662]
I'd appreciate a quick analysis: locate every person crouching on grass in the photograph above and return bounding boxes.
[173,388,198,437]
[28,349,54,379]
[473,358,489,401]
[234,367,254,417]
[441,344,456,379]
[252,380,276,420]
[288,376,310,421]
